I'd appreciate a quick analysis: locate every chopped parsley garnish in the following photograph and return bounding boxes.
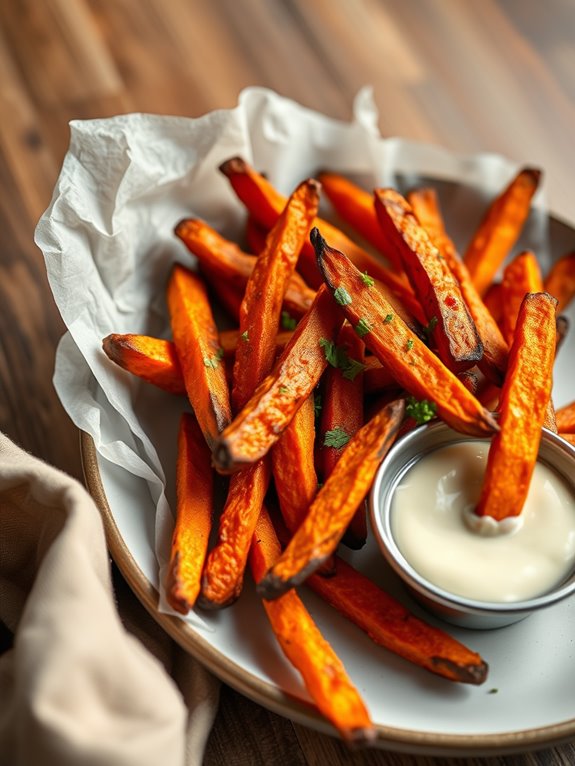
[333,286,353,306]
[241,330,249,342]
[203,348,224,369]
[323,427,350,449]
[406,339,414,351]
[360,271,374,287]
[281,311,297,331]
[314,391,322,418]
[406,396,437,425]
[488,688,499,695]
[383,313,394,324]
[319,338,366,381]
[355,318,371,337]
[279,386,289,394]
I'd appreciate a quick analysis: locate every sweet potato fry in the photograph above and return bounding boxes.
[556,315,570,355]
[212,286,344,472]
[272,393,318,534]
[166,265,232,448]
[175,218,315,320]
[476,292,557,520]
[318,171,398,267]
[483,282,503,325]
[307,556,488,685]
[232,178,320,411]
[318,323,366,548]
[408,187,508,384]
[556,401,575,434]
[218,157,423,323]
[102,333,186,395]
[500,250,543,345]
[375,188,483,373]
[544,251,575,313]
[200,180,320,609]
[363,357,398,394]
[257,399,405,600]
[312,229,499,438]
[245,214,268,255]
[249,507,375,744]
[165,414,213,614]
[560,433,575,447]
[463,167,541,296]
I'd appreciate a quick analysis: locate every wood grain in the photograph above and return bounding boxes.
[1,1,574,763]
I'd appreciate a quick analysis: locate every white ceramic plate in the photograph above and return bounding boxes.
[81,179,575,757]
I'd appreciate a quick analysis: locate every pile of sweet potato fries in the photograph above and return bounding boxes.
[102,157,575,744]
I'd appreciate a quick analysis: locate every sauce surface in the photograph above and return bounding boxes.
[391,441,575,603]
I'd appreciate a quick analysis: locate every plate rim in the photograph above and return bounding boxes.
[81,431,575,756]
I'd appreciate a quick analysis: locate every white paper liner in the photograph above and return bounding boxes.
[35,86,551,626]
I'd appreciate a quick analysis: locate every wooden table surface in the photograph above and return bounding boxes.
[1,1,574,764]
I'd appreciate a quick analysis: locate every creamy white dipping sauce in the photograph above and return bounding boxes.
[391,441,575,603]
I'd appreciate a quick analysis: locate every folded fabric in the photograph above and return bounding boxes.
[0,432,219,766]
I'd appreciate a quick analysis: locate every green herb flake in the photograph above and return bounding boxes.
[281,311,297,331]
[279,386,289,394]
[319,338,339,368]
[488,688,499,695]
[383,313,394,324]
[323,427,350,449]
[360,271,375,287]
[319,338,366,380]
[203,348,224,369]
[241,330,249,342]
[333,286,353,306]
[406,396,437,425]
[355,318,371,337]
[342,357,367,381]
[314,391,322,418]
[406,339,414,351]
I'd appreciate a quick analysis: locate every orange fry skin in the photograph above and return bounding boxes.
[272,393,318,534]
[556,401,575,434]
[249,508,375,745]
[544,251,575,314]
[408,187,508,384]
[102,333,186,395]
[313,229,498,438]
[463,167,541,296]
[212,286,344,473]
[175,218,315,320]
[307,557,488,685]
[257,399,405,600]
[318,171,399,267]
[218,157,423,324]
[476,292,557,521]
[232,178,320,411]
[375,188,483,373]
[165,414,213,614]
[560,433,575,447]
[166,265,232,448]
[500,250,543,345]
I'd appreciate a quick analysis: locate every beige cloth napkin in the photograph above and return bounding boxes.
[0,432,220,766]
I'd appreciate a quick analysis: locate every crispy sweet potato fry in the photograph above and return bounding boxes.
[166,265,232,448]
[556,401,575,434]
[476,292,557,520]
[165,414,213,614]
[218,157,424,323]
[483,282,503,325]
[463,167,541,296]
[249,507,375,744]
[200,180,320,609]
[363,356,398,394]
[319,323,366,548]
[500,250,543,345]
[245,214,268,255]
[544,251,575,314]
[375,188,483,373]
[102,333,186,395]
[560,433,575,447]
[272,393,318,533]
[312,229,499,438]
[213,286,344,472]
[318,171,398,266]
[408,187,508,384]
[232,178,320,411]
[257,399,405,600]
[307,556,488,685]
[175,218,315,320]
